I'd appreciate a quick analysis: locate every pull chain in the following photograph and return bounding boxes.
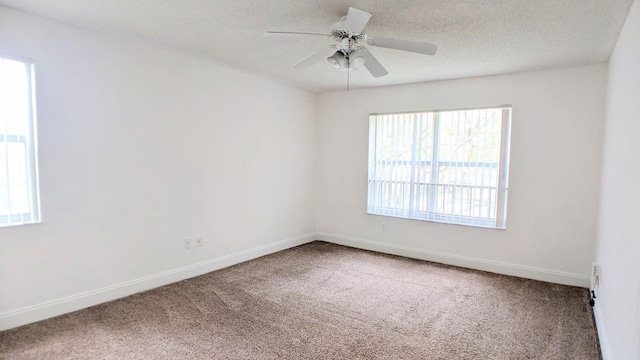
[347,57,350,91]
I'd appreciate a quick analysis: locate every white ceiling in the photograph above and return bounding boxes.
[0,0,634,92]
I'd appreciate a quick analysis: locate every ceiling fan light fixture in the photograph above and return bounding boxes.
[347,49,366,69]
[327,51,348,69]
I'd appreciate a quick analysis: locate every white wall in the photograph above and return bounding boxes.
[0,6,317,328]
[317,65,607,287]
[595,0,640,358]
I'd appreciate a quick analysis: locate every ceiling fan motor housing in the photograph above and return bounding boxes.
[339,38,356,52]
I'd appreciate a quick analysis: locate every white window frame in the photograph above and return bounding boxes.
[0,55,41,227]
[367,106,512,229]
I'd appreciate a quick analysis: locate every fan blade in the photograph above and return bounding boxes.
[264,31,331,39]
[344,7,372,34]
[368,37,437,55]
[295,47,337,69]
[359,48,388,77]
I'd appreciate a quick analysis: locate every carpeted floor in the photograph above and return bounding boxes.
[0,241,601,359]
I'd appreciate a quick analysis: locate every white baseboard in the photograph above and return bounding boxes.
[316,232,590,288]
[0,233,315,331]
[593,303,611,360]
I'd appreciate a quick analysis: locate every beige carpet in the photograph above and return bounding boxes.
[0,241,600,359]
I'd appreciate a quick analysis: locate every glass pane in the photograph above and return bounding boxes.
[0,143,30,217]
[0,59,30,135]
[435,109,502,220]
[370,113,435,215]
[7,142,30,215]
[0,144,8,216]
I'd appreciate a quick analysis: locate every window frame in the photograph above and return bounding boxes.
[0,54,41,227]
[367,105,512,229]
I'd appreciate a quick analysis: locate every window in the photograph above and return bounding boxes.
[367,106,511,229]
[0,56,40,226]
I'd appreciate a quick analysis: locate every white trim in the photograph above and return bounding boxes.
[0,53,35,64]
[593,303,612,360]
[316,232,590,288]
[370,104,513,116]
[0,233,315,331]
[495,108,511,229]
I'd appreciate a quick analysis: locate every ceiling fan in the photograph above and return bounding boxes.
[265,7,437,78]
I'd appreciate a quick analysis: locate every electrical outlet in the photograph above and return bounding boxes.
[196,236,203,247]
[381,222,386,232]
[184,238,191,250]
[592,262,600,277]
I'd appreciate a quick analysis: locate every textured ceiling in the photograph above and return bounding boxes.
[0,0,634,92]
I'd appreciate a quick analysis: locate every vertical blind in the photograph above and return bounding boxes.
[367,107,511,229]
[0,56,40,226]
